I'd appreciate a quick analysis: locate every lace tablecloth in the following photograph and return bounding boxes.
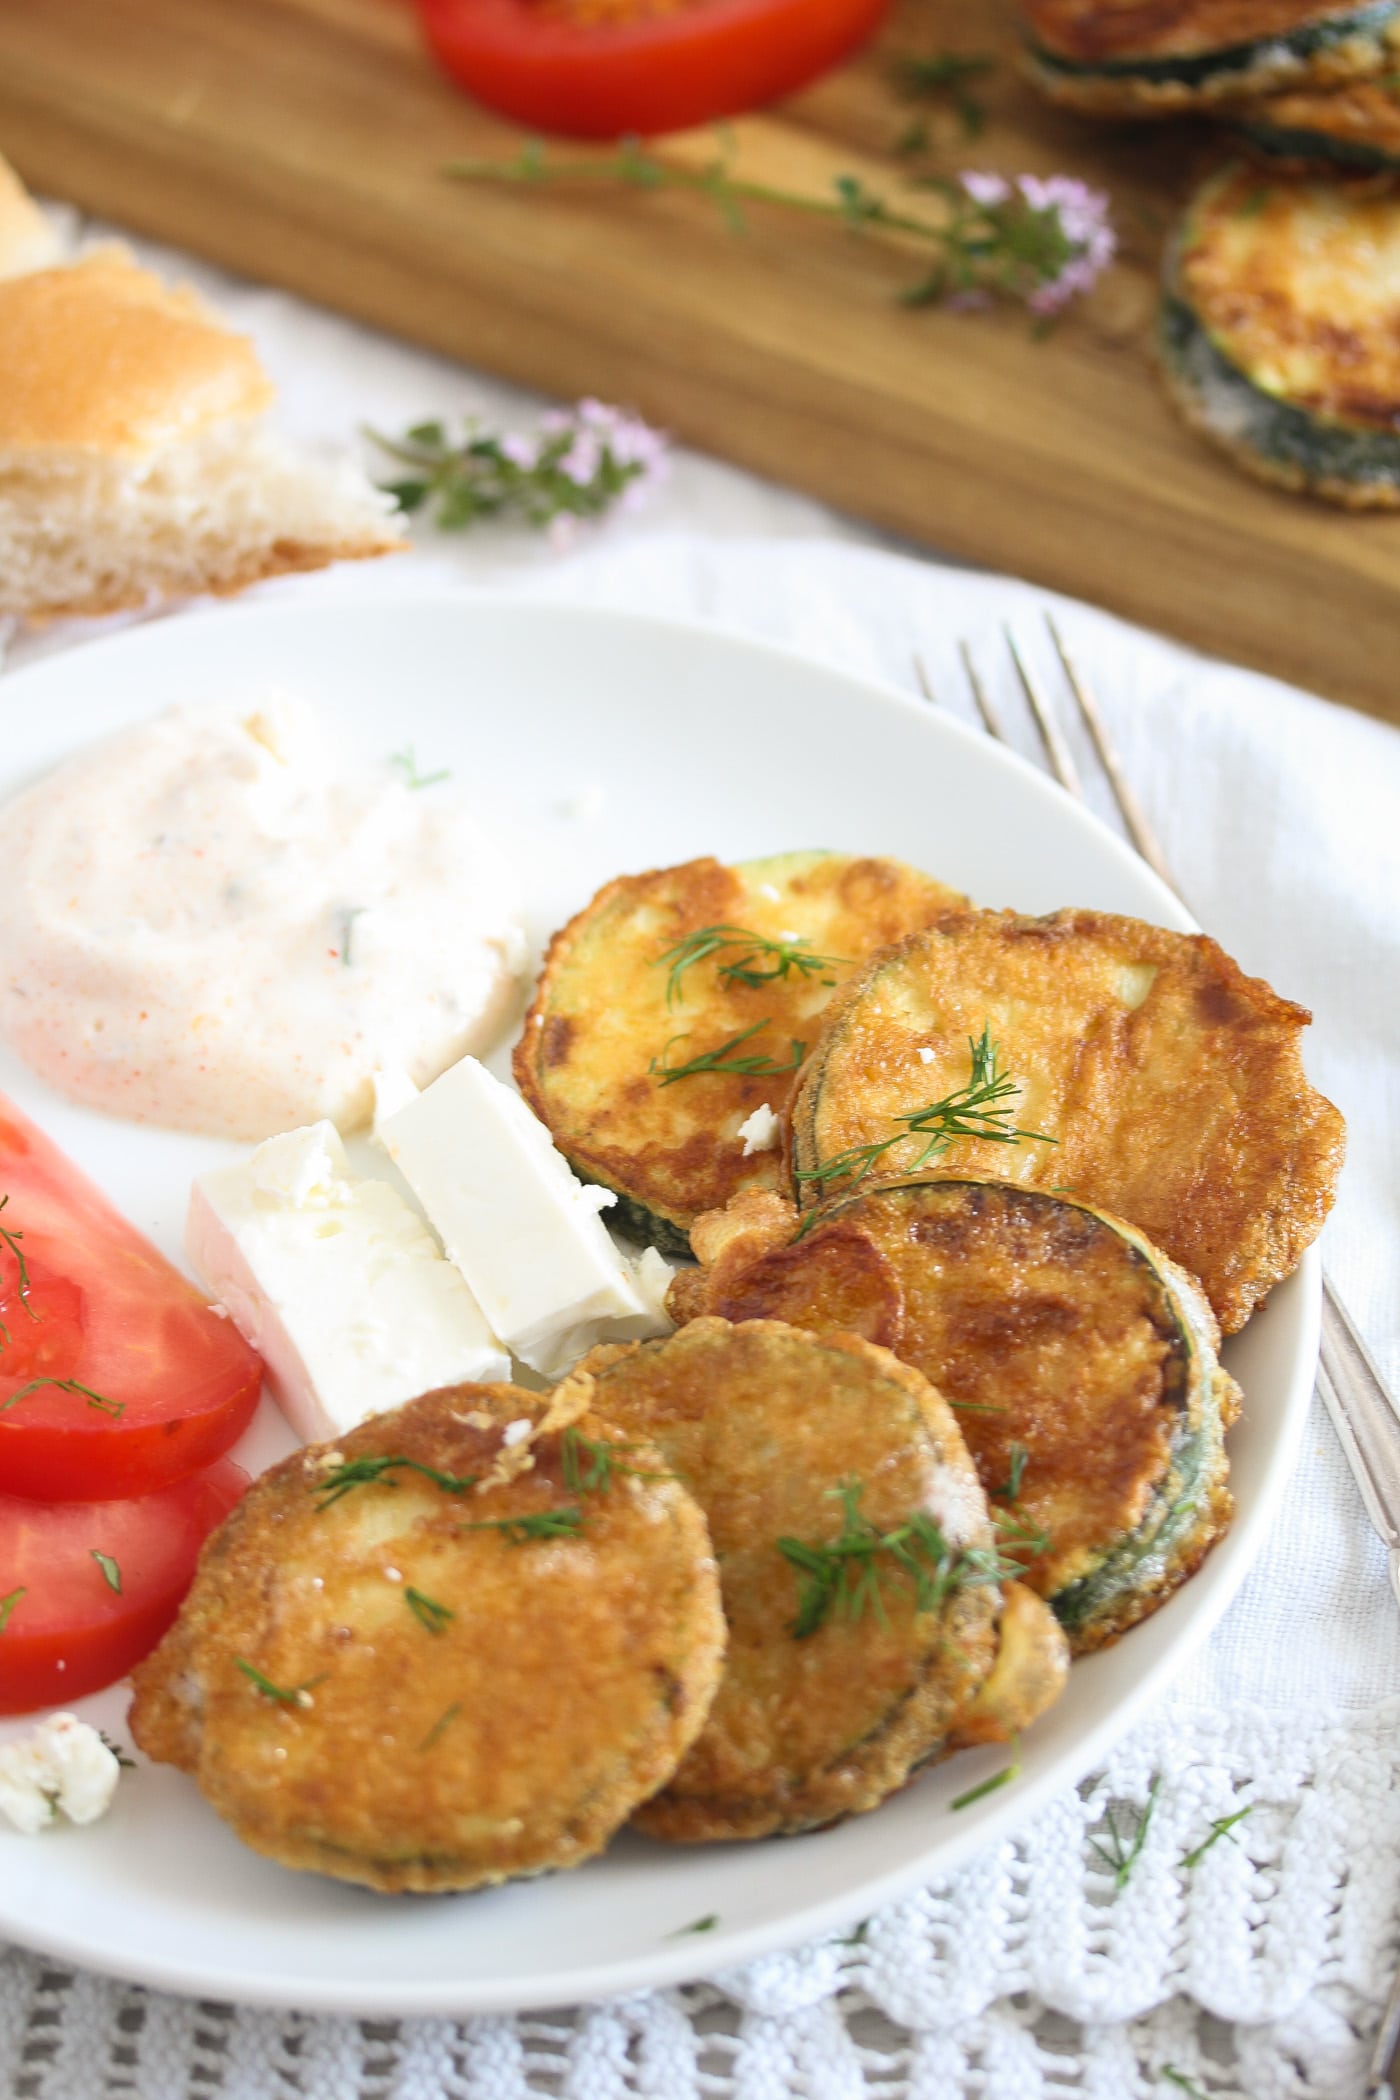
[2,213,1399,2100]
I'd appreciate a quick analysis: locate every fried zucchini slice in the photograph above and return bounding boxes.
[1161,161,1400,506]
[679,1179,1239,1654]
[129,1384,724,1894]
[513,851,963,1255]
[1022,0,1400,114]
[1238,76,1400,167]
[578,1317,1064,1841]
[789,908,1344,1335]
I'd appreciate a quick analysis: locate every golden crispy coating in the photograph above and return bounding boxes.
[791,909,1344,1334]
[513,852,964,1253]
[577,1318,1022,1841]
[1239,75,1400,161]
[676,1178,1239,1652]
[129,1386,724,1894]
[947,1582,1071,1751]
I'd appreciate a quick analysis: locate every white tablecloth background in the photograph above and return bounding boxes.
[2,203,1398,2100]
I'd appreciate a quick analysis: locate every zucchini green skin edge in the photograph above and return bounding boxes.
[1238,115,1400,167]
[1027,1,1398,88]
[1159,287,1400,497]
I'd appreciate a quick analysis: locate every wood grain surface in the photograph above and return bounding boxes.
[0,0,1396,722]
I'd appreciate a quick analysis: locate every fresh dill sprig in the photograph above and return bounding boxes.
[460,1506,586,1546]
[391,745,451,790]
[950,1739,1021,1811]
[655,924,848,1009]
[417,1702,462,1753]
[313,1454,481,1509]
[560,1427,670,1495]
[235,1658,326,1706]
[0,1587,24,1635]
[667,1914,720,1937]
[0,1195,37,1354]
[650,1021,806,1087]
[992,1504,1051,1564]
[0,1376,124,1419]
[1088,1778,1161,1890]
[1180,1805,1252,1870]
[98,1731,136,1771]
[90,1550,122,1594]
[777,1477,1017,1640]
[893,51,996,139]
[795,1024,1056,1196]
[405,1587,455,1635]
[1158,2072,1208,2099]
[999,1442,1029,1502]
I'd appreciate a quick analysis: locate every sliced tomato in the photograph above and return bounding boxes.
[0,1097,262,1502]
[415,0,891,138]
[0,1458,247,1713]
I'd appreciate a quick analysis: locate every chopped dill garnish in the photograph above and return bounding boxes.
[0,1376,124,1419]
[90,1550,122,1594]
[777,1477,1018,1640]
[98,1731,136,1771]
[1088,1777,1161,1889]
[999,1442,1029,1502]
[650,1021,806,1087]
[655,924,848,1009]
[235,1658,326,1706]
[391,746,452,790]
[0,1587,24,1635]
[0,1195,38,1353]
[417,1702,463,1753]
[992,1504,1051,1563]
[338,905,366,968]
[1158,2072,1208,2098]
[405,1587,455,1635]
[1180,1805,1252,1870]
[838,1917,871,1947]
[460,1506,586,1545]
[313,1454,480,1508]
[560,1427,670,1495]
[795,1025,1056,1195]
[950,1739,1021,1811]
[667,1914,720,1937]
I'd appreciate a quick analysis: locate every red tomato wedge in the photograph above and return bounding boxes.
[415,0,891,138]
[0,1097,262,1502]
[0,1459,247,1713]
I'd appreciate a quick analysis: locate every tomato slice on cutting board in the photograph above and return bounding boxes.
[415,0,892,139]
[0,1096,262,1501]
[0,1459,248,1713]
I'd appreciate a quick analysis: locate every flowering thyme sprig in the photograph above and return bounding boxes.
[444,141,1114,317]
[369,398,668,537]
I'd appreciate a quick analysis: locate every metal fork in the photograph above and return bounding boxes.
[918,619,1400,2099]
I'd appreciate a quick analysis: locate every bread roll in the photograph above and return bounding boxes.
[0,155,61,279]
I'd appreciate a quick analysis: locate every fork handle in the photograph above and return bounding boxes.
[1317,1272,1400,1598]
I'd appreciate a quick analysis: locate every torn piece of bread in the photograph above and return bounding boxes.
[0,234,404,622]
[0,156,61,280]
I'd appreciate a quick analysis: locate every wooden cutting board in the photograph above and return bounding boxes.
[1,0,1397,723]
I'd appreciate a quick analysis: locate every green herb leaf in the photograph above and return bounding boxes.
[460,1506,586,1546]
[950,1739,1021,1811]
[235,1657,326,1706]
[0,1587,24,1635]
[794,1024,1056,1196]
[1088,1778,1161,1890]
[777,1478,1020,1640]
[1180,1804,1252,1870]
[655,923,848,1008]
[0,1376,124,1419]
[417,1702,463,1753]
[1159,2072,1208,2098]
[991,1504,1050,1563]
[650,1021,806,1087]
[0,1194,38,1355]
[560,1427,670,1496]
[98,1730,136,1770]
[668,1914,719,1937]
[391,746,452,790]
[313,1454,480,1509]
[1000,1442,1029,1502]
[91,1550,122,1594]
[405,1587,455,1636]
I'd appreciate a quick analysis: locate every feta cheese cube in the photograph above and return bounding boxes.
[0,1715,120,1835]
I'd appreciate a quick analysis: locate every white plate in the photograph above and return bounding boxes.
[0,596,1318,2017]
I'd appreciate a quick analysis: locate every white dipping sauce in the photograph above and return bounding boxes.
[0,700,527,1141]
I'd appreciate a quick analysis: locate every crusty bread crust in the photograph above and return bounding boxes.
[18,531,404,627]
[0,249,273,454]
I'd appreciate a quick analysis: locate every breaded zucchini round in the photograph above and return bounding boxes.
[678,1179,1240,1653]
[1022,0,1400,114]
[1161,162,1400,505]
[1238,76,1400,167]
[577,1317,1064,1841]
[129,1385,725,1894]
[512,851,964,1256]
[790,908,1344,1334]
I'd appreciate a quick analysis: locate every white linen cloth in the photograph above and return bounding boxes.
[1,210,1398,2100]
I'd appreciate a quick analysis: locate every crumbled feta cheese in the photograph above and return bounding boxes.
[0,1715,121,1834]
[502,1417,532,1448]
[627,1245,677,1327]
[580,1184,618,1215]
[917,1046,936,1065]
[757,883,782,902]
[737,1103,782,1156]
[371,1064,421,1129]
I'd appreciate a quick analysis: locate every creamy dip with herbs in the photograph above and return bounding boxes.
[0,700,526,1141]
